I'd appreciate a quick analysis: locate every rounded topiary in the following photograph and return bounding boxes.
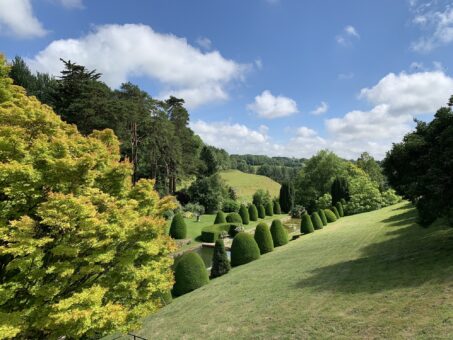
[318,209,328,226]
[239,204,250,225]
[254,222,274,254]
[173,252,209,296]
[248,204,258,221]
[226,212,243,224]
[214,211,226,224]
[270,219,288,247]
[311,212,323,230]
[258,205,266,219]
[265,202,274,216]
[169,213,187,239]
[324,209,337,222]
[230,232,260,267]
[273,201,282,214]
[300,213,315,234]
[336,202,344,217]
[332,206,340,219]
[210,239,231,279]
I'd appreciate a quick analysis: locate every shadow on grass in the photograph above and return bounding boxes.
[296,206,453,293]
[392,201,413,211]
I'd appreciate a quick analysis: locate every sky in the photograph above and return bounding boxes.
[1,0,453,160]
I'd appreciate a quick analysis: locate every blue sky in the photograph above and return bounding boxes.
[1,0,453,159]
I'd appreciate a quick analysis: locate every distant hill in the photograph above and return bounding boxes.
[219,169,281,202]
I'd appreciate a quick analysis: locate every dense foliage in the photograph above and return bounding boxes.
[273,200,282,214]
[318,209,328,226]
[300,214,315,234]
[265,201,274,216]
[279,181,294,213]
[331,176,350,206]
[252,189,272,207]
[311,212,323,230]
[335,202,344,217]
[254,223,274,254]
[270,219,289,247]
[230,233,261,267]
[332,206,340,219]
[226,212,243,224]
[258,205,266,219]
[248,204,258,221]
[324,209,337,222]
[210,239,231,279]
[169,213,187,239]
[187,174,229,213]
[214,211,226,224]
[239,204,250,225]
[173,253,209,296]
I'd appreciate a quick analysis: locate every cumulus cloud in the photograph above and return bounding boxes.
[0,0,47,38]
[310,101,328,115]
[247,90,298,119]
[27,24,249,108]
[196,36,212,50]
[336,25,360,46]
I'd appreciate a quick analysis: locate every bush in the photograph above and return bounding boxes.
[254,223,274,254]
[270,219,288,247]
[162,209,174,221]
[248,204,258,221]
[230,233,261,267]
[214,211,226,224]
[258,205,266,219]
[210,239,231,279]
[226,212,243,224]
[318,209,328,226]
[315,193,332,210]
[335,202,344,217]
[187,174,229,214]
[253,189,271,207]
[381,189,402,207]
[290,205,306,218]
[273,201,282,214]
[311,212,323,230]
[239,204,250,225]
[200,223,242,242]
[340,198,347,205]
[173,253,209,296]
[332,206,340,219]
[265,201,274,216]
[279,182,294,213]
[169,213,187,239]
[300,213,315,234]
[222,198,240,213]
[324,209,337,222]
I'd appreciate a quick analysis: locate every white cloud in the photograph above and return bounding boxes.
[345,25,360,38]
[412,7,453,52]
[338,72,354,80]
[0,0,47,38]
[336,25,360,46]
[311,101,328,115]
[56,0,84,9]
[254,58,263,70]
[27,24,249,108]
[247,90,298,119]
[196,36,212,50]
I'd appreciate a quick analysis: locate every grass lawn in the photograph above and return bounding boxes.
[122,202,453,339]
[219,169,281,202]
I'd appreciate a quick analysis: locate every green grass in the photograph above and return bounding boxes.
[219,169,281,202]
[126,202,453,339]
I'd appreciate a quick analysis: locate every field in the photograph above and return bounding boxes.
[219,169,281,202]
[118,202,453,339]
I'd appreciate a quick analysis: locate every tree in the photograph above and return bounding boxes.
[265,201,274,216]
[270,220,288,247]
[210,239,231,279]
[169,213,187,239]
[248,204,258,221]
[300,214,315,234]
[230,233,260,267]
[254,223,274,254]
[0,55,176,338]
[239,204,250,225]
[356,152,387,191]
[331,176,350,206]
[252,189,271,207]
[187,174,229,213]
[279,181,294,213]
[173,253,209,296]
[199,146,219,176]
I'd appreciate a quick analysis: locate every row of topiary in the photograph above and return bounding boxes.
[172,219,289,296]
[300,201,345,234]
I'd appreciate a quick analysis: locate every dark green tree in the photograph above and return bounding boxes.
[210,239,231,279]
[270,220,289,246]
[248,204,258,221]
[279,181,294,213]
[239,204,250,225]
[173,253,209,296]
[300,214,315,234]
[214,211,226,224]
[318,209,328,226]
[331,176,350,206]
[311,212,323,230]
[273,200,282,214]
[169,213,187,239]
[258,205,266,219]
[254,223,274,254]
[230,233,260,267]
[265,201,274,216]
[199,146,219,176]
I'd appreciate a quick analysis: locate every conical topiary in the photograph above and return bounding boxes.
[270,219,288,247]
[332,206,340,219]
[210,239,231,279]
[258,205,266,219]
[239,204,250,225]
[265,201,274,216]
[248,204,258,221]
[324,209,337,222]
[173,252,209,296]
[300,213,315,234]
[273,201,282,214]
[254,222,274,254]
[226,212,243,224]
[214,211,226,224]
[336,201,344,217]
[311,212,323,230]
[319,209,328,226]
[230,232,260,267]
[169,213,187,239]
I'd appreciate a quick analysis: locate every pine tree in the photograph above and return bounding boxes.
[279,181,294,213]
[210,239,231,279]
[331,176,350,206]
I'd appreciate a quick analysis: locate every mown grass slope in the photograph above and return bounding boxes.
[219,169,281,202]
[117,202,453,339]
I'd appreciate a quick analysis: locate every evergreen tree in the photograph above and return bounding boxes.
[239,204,250,224]
[210,239,231,279]
[331,176,350,206]
[248,204,258,221]
[199,146,219,176]
[279,181,294,213]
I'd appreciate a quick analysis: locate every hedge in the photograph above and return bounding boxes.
[200,223,242,242]
[336,201,344,217]
[173,252,209,296]
[239,204,250,225]
[300,213,315,234]
[265,202,274,216]
[332,206,340,219]
[226,212,243,224]
[270,219,288,247]
[318,209,328,226]
[258,205,266,219]
[311,212,323,230]
[273,201,282,214]
[324,209,337,222]
[254,222,274,254]
[210,239,230,279]
[214,211,226,224]
[248,204,258,221]
[169,213,187,239]
[230,232,261,267]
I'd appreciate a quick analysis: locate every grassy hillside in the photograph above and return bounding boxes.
[115,202,453,339]
[219,169,281,202]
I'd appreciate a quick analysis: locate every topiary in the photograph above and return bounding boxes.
[332,206,340,219]
[258,205,266,219]
[173,252,209,296]
[239,204,250,225]
[214,211,226,224]
[169,213,187,239]
[210,239,231,279]
[226,212,242,224]
[248,204,258,221]
[324,209,337,222]
[230,232,260,267]
[300,213,315,234]
[336,201,344,217]
[273,201,282,214]
[270,219,288,247]
[254,223,274,254]
[311,212,323,230]
[265,201,274,216]
[318,209,328,226]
